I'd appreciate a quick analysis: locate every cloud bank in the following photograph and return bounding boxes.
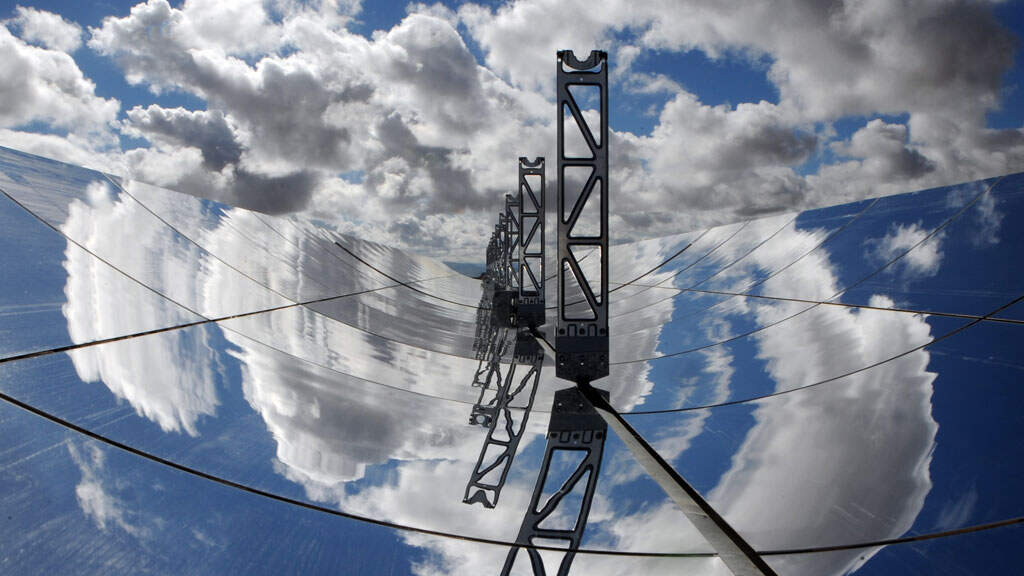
[0,1,1020,260]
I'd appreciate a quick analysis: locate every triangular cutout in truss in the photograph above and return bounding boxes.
[567,83,602,147]
[561,165,592,224]
[522,173,542,211]
[562,251,599,320]
[568,176,602,239]
[536,449,587,514]
[536,468,591,532]
[570,244,601,307]
[562,103,594,159]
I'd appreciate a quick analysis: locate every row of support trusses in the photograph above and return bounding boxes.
[468,51,776,576]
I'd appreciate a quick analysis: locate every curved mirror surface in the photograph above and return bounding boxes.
[1,146,1020,574]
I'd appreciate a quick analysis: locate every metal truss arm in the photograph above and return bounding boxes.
[555,50,609,383]
[505,194,521,291]
[518,157,546,328]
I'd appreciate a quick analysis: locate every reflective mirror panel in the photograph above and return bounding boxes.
[764,522,1023,576]
[125,179,394,301]
[1,146,1020,575]
[834,174,1024,317]
[0,321,719,552]
[0,187,203,360]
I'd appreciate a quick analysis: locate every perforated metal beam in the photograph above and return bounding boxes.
[547,49,772,576]
[518,157,546,328]
[555,50,609,383]
[505,193,521,291]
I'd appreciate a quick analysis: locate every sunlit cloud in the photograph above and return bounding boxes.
[0,1,1019,260]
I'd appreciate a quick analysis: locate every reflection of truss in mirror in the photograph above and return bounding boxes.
[501,386,608,576]
[496,213,508,287]
[474,253,498,360]
[518,157,546,328]
[556,50,609,383]
[486,227,501,282]
[473,305,494,361]
[463,335,543,508]
[469,326,511,428]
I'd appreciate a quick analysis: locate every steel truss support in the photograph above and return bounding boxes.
[492,196,519,326]
[505,194,521,291]
[497,213,508,288]
[467,152,552,509]
[518,157,546,328]
[475,249,499,360]
[501,386,608,576]
[499,50,774,576]
[499,50,612,576]
[464,336,544,508]
[555,50,609,383]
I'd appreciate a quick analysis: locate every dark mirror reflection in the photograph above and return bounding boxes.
[1,146,1022,575]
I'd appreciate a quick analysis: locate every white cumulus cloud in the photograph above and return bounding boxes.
[9,5,82,52]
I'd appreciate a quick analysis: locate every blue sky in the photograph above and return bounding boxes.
[0,0,1023,262]
[2,4,1024,574]
[2,3,1024,569]
[12,1,1019,132]
[2,0,786,133]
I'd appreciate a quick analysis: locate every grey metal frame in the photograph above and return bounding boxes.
[555,50,609,383]
[493,50,774,576]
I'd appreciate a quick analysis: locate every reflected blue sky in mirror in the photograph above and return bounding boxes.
[1,145,1021,574]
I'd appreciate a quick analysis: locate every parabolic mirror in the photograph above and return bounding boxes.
[1,144,1022,574]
